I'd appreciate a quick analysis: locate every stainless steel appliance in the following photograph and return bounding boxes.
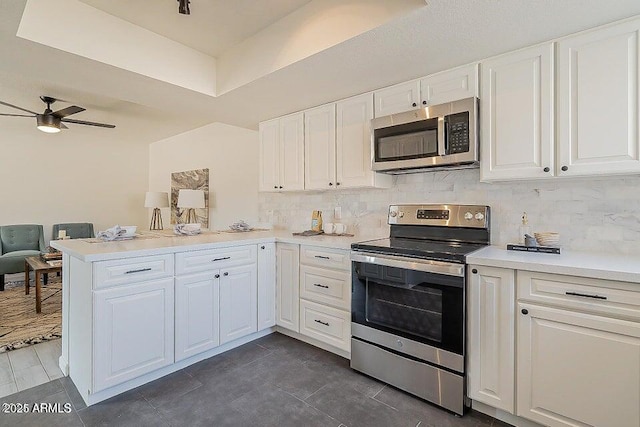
[371,97,478,174]
[350,204,490,415]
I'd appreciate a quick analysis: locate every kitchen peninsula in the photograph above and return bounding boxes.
[50,230,366,406]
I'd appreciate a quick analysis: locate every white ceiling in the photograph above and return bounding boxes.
[79,0,313,57]
[2,0,640,146]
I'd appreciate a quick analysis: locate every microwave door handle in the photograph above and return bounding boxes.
[437,116,446,156]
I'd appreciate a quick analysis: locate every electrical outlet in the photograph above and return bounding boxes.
[334,206,342,220]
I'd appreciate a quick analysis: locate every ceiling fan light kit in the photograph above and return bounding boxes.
[0,96,115,133]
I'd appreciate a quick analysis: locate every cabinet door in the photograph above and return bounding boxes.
[219,263,258,344]
[480,44,554,181]
[373,80,421,117]
[557,19,640,176]
[257,243,276,330]
[279,112,305,191]
[305,104,336,190]
[420,63,478,106]
[93,278,174,392]
[517,303,640,427]
[259,119,280,192]
[336,93,377,188]
[175,272,219,362]
[467,266,515,413]
[276,243,300,332]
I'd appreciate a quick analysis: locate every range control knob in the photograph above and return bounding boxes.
[475,212,485,221]
[464,212,474,221]
[389,211,398,218]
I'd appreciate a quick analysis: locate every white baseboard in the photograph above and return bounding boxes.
[58,355,69,376]
[472,400,544,427]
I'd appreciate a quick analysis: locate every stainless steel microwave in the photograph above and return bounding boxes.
[371,97,478,174]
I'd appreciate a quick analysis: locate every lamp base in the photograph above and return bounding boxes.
[150,208,164,230]
[184,208,198,224]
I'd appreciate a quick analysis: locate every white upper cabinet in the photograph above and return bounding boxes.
[259,113,304,192]
[480,44,555,181]
[305,104,336,190]
[557,18,640,177]
[336,93,392,189]
[258,119,280,192]
[374,79,421,117]
[420,63,479,106]
[374,64,479,117]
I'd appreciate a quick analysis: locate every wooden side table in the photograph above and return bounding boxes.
[24,256,62,313]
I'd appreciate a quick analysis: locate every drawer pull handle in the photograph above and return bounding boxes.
[313,283,329,289]
[565,291,607,300]
[314,255,330,260]
[212,257,231,262]
[125,268,152,274]
[314,319,330,326]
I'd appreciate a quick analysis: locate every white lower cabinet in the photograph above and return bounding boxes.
[276,243,300,332]
[467,266,515,413]
[220,264,258,344]
[175,272,220,362]
[93,278,174,392]
[299,299,350,352]
[517,303,640,427]
[257,243,276,330]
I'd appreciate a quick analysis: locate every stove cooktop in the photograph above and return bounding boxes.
[351,237,486,264]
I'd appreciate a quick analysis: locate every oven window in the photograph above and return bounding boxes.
[366,281,443,342]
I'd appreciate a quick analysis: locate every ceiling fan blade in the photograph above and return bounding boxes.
[0,100,38,115]
[60,123,68,129]
[0,113,35,117]
[52,105,85,118]
[61,118,115,128]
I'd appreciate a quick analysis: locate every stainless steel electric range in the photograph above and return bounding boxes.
[350,204,490,416]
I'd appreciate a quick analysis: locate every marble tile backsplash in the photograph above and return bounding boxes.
[258,169,640,255]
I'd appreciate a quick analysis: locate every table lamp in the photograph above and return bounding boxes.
[144,191,170,230]
[177,189,205,224]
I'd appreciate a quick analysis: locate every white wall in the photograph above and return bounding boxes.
[0,127,148,243]
[259,169,640,255]
[148,122,259,231]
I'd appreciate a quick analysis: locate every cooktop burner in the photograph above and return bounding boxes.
[351,238,485,263]
[351,204,490,263]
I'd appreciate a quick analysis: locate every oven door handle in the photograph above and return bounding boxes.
[350,252,464,277]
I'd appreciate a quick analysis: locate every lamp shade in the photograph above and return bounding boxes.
[177,189,205,208]
[144,191,170,208]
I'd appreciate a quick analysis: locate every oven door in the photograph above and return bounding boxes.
[351,254,465,357]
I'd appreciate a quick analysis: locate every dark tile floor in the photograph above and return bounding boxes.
[0,333,510,427]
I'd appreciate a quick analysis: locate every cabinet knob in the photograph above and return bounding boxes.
[329,182,333,186]
[261,245,265,249]
[472,268,478,274]
[279,186,283,189]
[214,274,220,279]
[274,185,278,189]
[521,309,529,315]
[543,167,550,172]
[336,182,340,186]
[412,102,417,107]
[561,166,568,172]
[223,272,229,276]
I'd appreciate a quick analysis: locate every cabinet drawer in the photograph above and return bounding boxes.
[300,265,350,310]
[94,254,174,289]
[300,299,350,351]
[300,246,350,271]
[176,245,257,276]
[517,271,640,320]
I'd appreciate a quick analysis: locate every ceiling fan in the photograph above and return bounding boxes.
[0,96,116,133]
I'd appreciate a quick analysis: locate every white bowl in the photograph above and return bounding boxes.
[121,225,137,237]
[534,232,559,246]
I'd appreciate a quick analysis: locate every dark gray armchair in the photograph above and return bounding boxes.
[0,224,46,291]
[52,223,94,240]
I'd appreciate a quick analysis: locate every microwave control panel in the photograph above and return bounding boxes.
[446,112,470,155]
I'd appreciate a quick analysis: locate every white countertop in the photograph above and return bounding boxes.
[50,229,379,262]
[468,246,640,283]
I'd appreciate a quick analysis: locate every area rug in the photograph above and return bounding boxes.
[0,277,62,353]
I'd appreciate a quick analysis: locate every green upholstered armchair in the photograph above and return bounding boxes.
[52,223,94,240]
[0,224,46,291]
